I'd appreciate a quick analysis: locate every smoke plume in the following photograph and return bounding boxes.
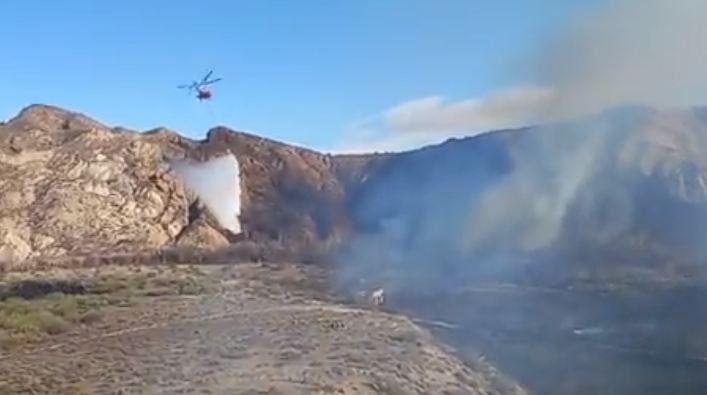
[343,0,707,153]
[537,0,707,118]
[333,2,707,394]
[336,0,707,305]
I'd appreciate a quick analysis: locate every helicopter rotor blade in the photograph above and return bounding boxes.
[179,80,200,88]
[203,78,222,85]
[202,70,213,83]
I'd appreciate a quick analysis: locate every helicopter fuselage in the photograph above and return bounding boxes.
[196,86,212,100]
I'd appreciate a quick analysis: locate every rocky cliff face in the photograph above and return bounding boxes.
[184,127,384,247]
[3,104,707,283]
[0,105,382,267]
[0,105,191,264]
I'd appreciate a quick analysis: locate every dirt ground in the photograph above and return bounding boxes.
[0,263,524,395]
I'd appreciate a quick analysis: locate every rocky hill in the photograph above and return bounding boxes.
[0,105,531,395]
[4,104,707,395]
[3,104,707,288]
[0,105,189,263]
[185,126,386,247]
[0,105,382,267]
[340,106,707,291]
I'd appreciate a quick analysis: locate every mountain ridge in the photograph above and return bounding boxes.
[0,104,383,265]
[3,103,707,290]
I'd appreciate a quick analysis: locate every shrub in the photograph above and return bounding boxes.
[176,276,206,295]
[36,311,70,335]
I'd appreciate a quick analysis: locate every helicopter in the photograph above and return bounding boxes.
[178,70,222,101]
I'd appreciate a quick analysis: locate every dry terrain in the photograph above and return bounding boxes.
[0,263,523,395]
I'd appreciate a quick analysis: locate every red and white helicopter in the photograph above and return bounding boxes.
[178,70,222,101]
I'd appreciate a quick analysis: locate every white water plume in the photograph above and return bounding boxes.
[170,153,242,234]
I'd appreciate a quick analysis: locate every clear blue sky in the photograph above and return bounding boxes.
[0,0,597,150]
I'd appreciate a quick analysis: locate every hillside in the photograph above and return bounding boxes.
[0,105,383,266]
[3,104,707,287]
[340,106,707,291]
[4,104,707,394]
[0,262,525,395]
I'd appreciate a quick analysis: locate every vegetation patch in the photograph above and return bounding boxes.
[0,265,214,350]
[0,293,104,349]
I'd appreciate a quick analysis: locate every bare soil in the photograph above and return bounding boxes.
[0,263,521,395]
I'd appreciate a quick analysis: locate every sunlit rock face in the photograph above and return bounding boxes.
[189,127,382,246]
[0,105,378,264]
[170,153,242,234]
[6,104,707,282]
[0,105,193,264]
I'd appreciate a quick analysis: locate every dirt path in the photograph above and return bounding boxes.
[0,263,524,395]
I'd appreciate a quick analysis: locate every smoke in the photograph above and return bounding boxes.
[464,0,707,264]
[170,153,242,234]
[337,0,707,275]
[332,2,707,393]
[341,0,707,154]
[333,0,707,332]
[462,0,707,259]
[462,124,603,253]
[537,0,707,117]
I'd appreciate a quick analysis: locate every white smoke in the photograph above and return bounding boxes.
[537,0,707,117]
[170,153,242,234]
[461,0,707,253]
[463,122,604,252]
[341,0,707,153]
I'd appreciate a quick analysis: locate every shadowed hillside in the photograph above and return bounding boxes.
[4,104,707,394]
[339,107,707,292]
[3,104,707,286]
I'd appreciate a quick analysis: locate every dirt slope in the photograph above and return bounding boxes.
[0,263,525,395]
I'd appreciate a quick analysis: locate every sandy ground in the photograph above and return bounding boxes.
[0,263,522,395]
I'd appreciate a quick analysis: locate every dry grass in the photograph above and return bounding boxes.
[0,293,101,349]
[19,241,332,272]
[86,265,215,297]
[0,265,215,350]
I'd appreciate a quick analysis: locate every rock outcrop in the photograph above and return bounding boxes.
[189,128,388,245]
[0,105,381,267]
[4,104,707,285]
[0,105,193,265]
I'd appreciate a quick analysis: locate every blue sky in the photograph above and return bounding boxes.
[0,1,601,150]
